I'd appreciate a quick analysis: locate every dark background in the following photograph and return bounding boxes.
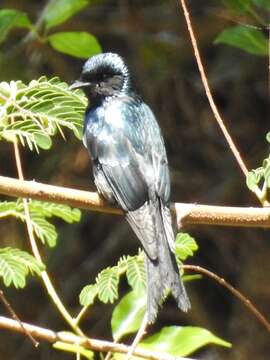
[0,0,269,359]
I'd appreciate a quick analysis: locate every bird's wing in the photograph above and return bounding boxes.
[84,96,171,259]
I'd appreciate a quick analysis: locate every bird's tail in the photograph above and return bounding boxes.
[146,207,190,324]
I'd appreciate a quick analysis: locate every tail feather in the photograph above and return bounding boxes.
[145,232,190,324]
[145,201,190,324]
[127,199,190,324]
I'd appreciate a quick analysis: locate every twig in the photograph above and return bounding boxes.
[178,0,249,177]
[0,290,39,347]
[1,175,270,228]
[127,312,149,360]
[0,315,195,360]
[11,139,85,338]
[183,265,270,335]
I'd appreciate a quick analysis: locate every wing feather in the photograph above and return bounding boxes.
[84,95,173,257]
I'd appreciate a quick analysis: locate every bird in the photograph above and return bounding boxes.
[71,52,190,324]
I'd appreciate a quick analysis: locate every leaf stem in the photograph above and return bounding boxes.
[74,306,88,326]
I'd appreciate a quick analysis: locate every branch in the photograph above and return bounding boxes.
[0,315,195,360]
[178,0,249,177]
[183,265,270,335]
[0,175,270,228]
[178,0,269,207]
[0,290,38,347]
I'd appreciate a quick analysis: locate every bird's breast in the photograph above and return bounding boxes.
[83,100,128,165]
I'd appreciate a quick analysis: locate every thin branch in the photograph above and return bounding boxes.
[11,140,85,338]
[178,0,249,177]
[0,315,195,360]
[178,0,269,207]
[0,290,38,347]
[183,265,270,335]
[1,175,270,228]
[127,312,149,360]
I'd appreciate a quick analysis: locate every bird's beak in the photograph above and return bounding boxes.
[69,80,91,90]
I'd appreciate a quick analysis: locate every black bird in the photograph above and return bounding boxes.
[71,53,190,323]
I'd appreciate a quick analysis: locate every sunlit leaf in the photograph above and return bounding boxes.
[175,233,198,261]
[0,247,43,288]
[0,199,81,248]
[246,168,264,191]
[29,201,81,223]
[215,25,268,56]
[0,200,24,220]
[263,158,270,187]
[2,119,52,151]
[43,0,88,29]
[111,289,146,341]
[139,326,231,357]
[0,77,86,151]
[48,31,101,59]
[126,255,146,292]
[79,284,98,306]
[96,267,119,303]
[30,213,58,247]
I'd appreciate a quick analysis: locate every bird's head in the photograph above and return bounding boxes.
[70,53,130,103]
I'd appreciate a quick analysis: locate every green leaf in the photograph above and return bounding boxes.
[29,201,81,223]
[215,25,268,56]
[0,247,44,288]
[0,9,32,44]
[266,132,270,143]
[126,255,146,292]
[30,213,57,247]
[0,200,24,220]
[0,200,81,248]
[263,158,270,187]
[43,0,88,29]
[175,233,198,261]
[8,248,45,276]
[48,31,101,59]
[139,326,231,357]
[0,77,86,151]
[79,284,98,306]
[246,168,264,191]
[3,119,52,151]
[96,267,119,303]
[111,289,146,341]
[53,341,94,359]
[251,0,270,9]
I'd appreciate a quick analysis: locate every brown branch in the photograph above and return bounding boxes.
[0,315,195,360]
[0,175,120,215]
[0,290,39,347]
[0,175,270,228]
[183,265,270,335]
[179,0,249,177]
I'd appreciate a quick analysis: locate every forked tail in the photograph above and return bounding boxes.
[145,224,190,324]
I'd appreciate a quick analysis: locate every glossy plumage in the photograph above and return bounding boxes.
[72,53,190,323]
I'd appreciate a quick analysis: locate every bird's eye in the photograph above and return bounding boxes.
[101,73,109,80]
